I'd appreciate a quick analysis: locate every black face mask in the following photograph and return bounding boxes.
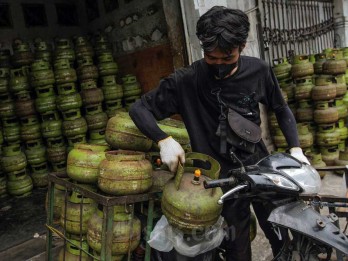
[206,60,238,79]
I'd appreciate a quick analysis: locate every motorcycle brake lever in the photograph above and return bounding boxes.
[218,183,249,205]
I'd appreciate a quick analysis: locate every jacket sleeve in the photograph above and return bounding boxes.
[129,99,169,143]
[263,65,300,148]
[128,70,183,143]
[275,105,300,148]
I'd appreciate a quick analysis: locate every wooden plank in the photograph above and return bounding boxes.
[115,43,175,94]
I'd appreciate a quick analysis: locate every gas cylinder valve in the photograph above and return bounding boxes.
[191,169,201,185]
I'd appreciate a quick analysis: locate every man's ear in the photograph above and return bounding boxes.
[239,43,246,53]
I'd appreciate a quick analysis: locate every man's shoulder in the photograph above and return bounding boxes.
[241,56,269,68]
[173,59,204,79]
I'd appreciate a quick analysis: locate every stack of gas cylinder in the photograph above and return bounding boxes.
[270,47,348,176]
[0,34,145,198]
[48,110,192,260]
[52,142,147,260]
[0,41,36,197]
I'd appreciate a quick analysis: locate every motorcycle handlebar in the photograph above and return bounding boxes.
[203,177,237,189]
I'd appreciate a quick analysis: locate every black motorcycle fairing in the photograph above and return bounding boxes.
[247,174,301,195]
[268,200,348,255]
[257,153,302,170]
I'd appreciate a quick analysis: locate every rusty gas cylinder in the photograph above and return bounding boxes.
[272,58,292,80]
[297,123,313,149]
[0,99,16,118]
[0,49,11,67]
[87,204,141,255]
[316,123,341,147]
[2,117,20,144]
[46,181,67,220]
[67,144,109,184]
[80,87,104,106]
[56,93,82,112]
[294,77,313,101]
[105,112,153,151]
[314,53,326,74]
[58,235,92,261]
[306,152,327,178]
[322,51,347,75]
[84,104,103,116]
[312,75,336,101]
[35,94,57,114]
[335,119,348,140]
[54,59,77,84]
[85,112,108,130]
[101,75,123,100]
[34,40,52,63]
[11,41,34,67]
[334,98,348,119]
[122,74,141,97]
[9,68,30,94]
[20,120,41,142]
[105,100,125,118]
[268,112,278,129]
[62,117,88,138]
[41,119,63,139]
[56,82,78,95]
[24,145,46,166]
[98,150,153,195]
[161,152,223,234]
[97,53,118,76]
[291,55,314,78]
[0,172,7,198]
[30,162,49,188]
[60,188,97,235]
[94,34,112,56]
[47,146,67,164]
[80,79,97,90]
[15,96,36,119]
[30,60,55,87]
[74,36,94,59]
[273,128,288,148]
[320,146,339,166]
[7,170,33,197]
[334,148,348,175]
[279,78,295,102]
[313,101,338,124]
[295,100,313,122]
[1,144,27,173]
[76,56,98,82]
[54,38,75,65]
[88,129,107,145]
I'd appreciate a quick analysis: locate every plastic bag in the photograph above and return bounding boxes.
[148,215,225,257]
[148,215,174,252]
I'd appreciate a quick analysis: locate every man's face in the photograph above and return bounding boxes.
[203,47,242,79]
[204,47,240,65]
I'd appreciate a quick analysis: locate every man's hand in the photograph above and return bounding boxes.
[158,136,185,172]
[290,147,310,165]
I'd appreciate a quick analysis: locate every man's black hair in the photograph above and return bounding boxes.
[196,6,250,54]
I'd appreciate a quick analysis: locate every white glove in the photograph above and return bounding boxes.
[158,136,185,172]
[290,147,310,165]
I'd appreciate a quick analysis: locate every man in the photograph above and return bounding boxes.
[129,6,309,261]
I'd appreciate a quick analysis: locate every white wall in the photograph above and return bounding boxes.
[334,0,348,47]
[85,0,168,57]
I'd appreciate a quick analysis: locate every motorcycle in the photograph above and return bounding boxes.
[204,152,348,261]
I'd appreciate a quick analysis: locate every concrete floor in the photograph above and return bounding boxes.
[0,170,346,261]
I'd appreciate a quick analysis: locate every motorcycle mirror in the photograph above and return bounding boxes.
[229,149,246,174]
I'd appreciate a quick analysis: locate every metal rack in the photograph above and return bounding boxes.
[46,173,160,261]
